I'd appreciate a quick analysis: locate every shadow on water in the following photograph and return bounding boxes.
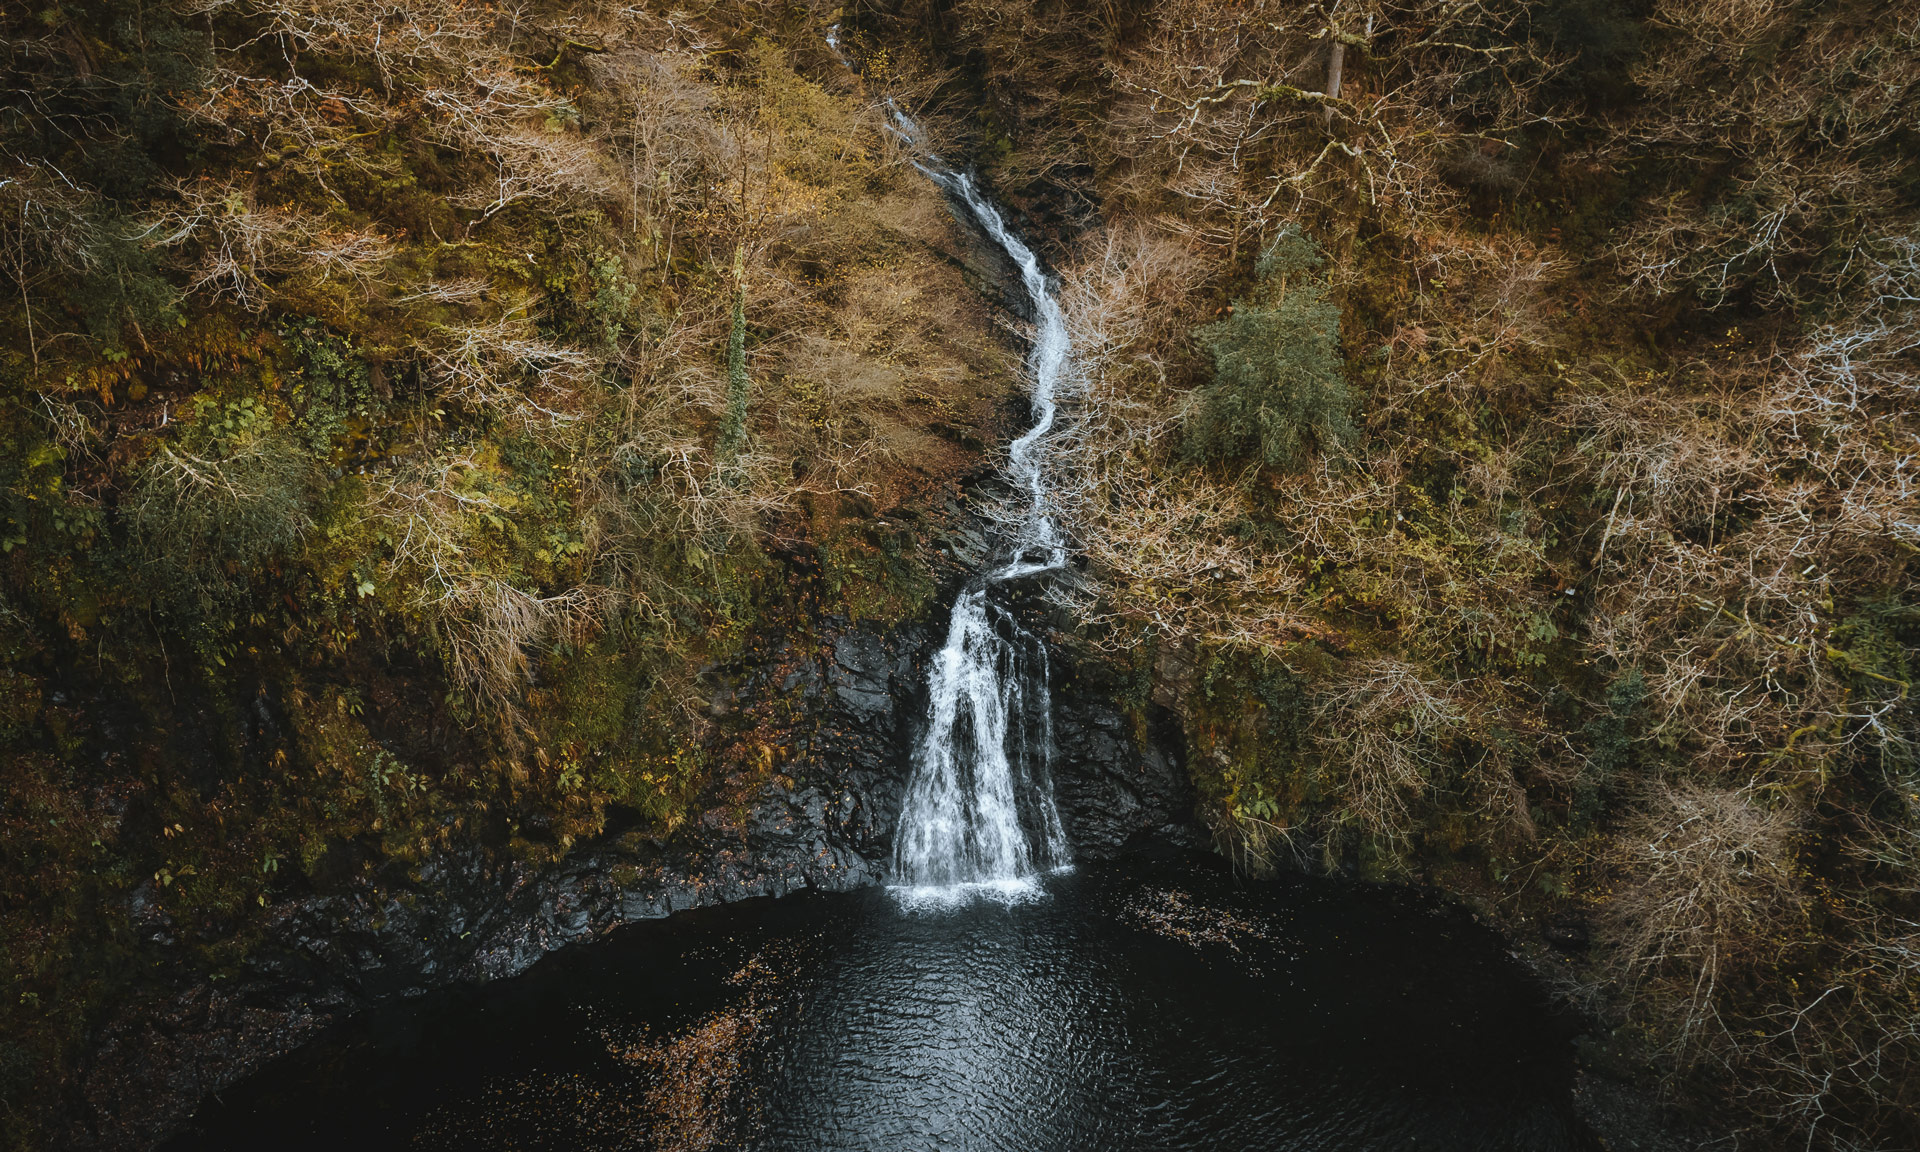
[166,849,1592,1151]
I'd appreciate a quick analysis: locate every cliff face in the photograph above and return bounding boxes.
[0,14,1198,1130]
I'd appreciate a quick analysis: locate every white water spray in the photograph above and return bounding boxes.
[830,31,1074,897]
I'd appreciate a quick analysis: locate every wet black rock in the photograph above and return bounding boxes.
[1544,913,1593,953]
[1053,680,1197,859]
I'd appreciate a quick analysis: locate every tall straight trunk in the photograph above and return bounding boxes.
[1324,38,1345,126]
[719,242,749,469]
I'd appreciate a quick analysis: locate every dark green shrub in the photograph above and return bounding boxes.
[283,324,374,456]
[1829,599,1920,796]
[1184,229,1355,470]
[74,218,180,349]
[1574,668,1646,831]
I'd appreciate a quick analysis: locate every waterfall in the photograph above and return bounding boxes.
[830,33,1074,896]
[888,165,1075,896]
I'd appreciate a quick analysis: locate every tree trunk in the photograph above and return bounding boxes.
[1323,38,1345,126]
[719,242,750,470]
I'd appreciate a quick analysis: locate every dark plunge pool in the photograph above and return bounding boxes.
[165,850,1591,1151]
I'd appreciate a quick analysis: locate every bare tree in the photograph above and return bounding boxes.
[1603,782,1805,1064]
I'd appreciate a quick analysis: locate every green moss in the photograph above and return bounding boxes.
[1179,643,1312,858]
[816,519,936,624]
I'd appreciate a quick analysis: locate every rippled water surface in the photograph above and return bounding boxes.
[171,852,1588,1151]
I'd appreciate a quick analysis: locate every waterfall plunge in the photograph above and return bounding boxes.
[892,587,1067,890]
[841,54,1075,896]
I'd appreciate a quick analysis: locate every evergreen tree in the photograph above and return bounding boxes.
[1185,229,1354,470]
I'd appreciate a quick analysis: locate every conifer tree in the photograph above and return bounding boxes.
[1185,229,1354,470]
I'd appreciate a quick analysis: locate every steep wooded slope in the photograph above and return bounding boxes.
[846,0,1920,1146]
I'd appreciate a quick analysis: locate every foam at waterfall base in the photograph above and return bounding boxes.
[888,864,1077,912]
